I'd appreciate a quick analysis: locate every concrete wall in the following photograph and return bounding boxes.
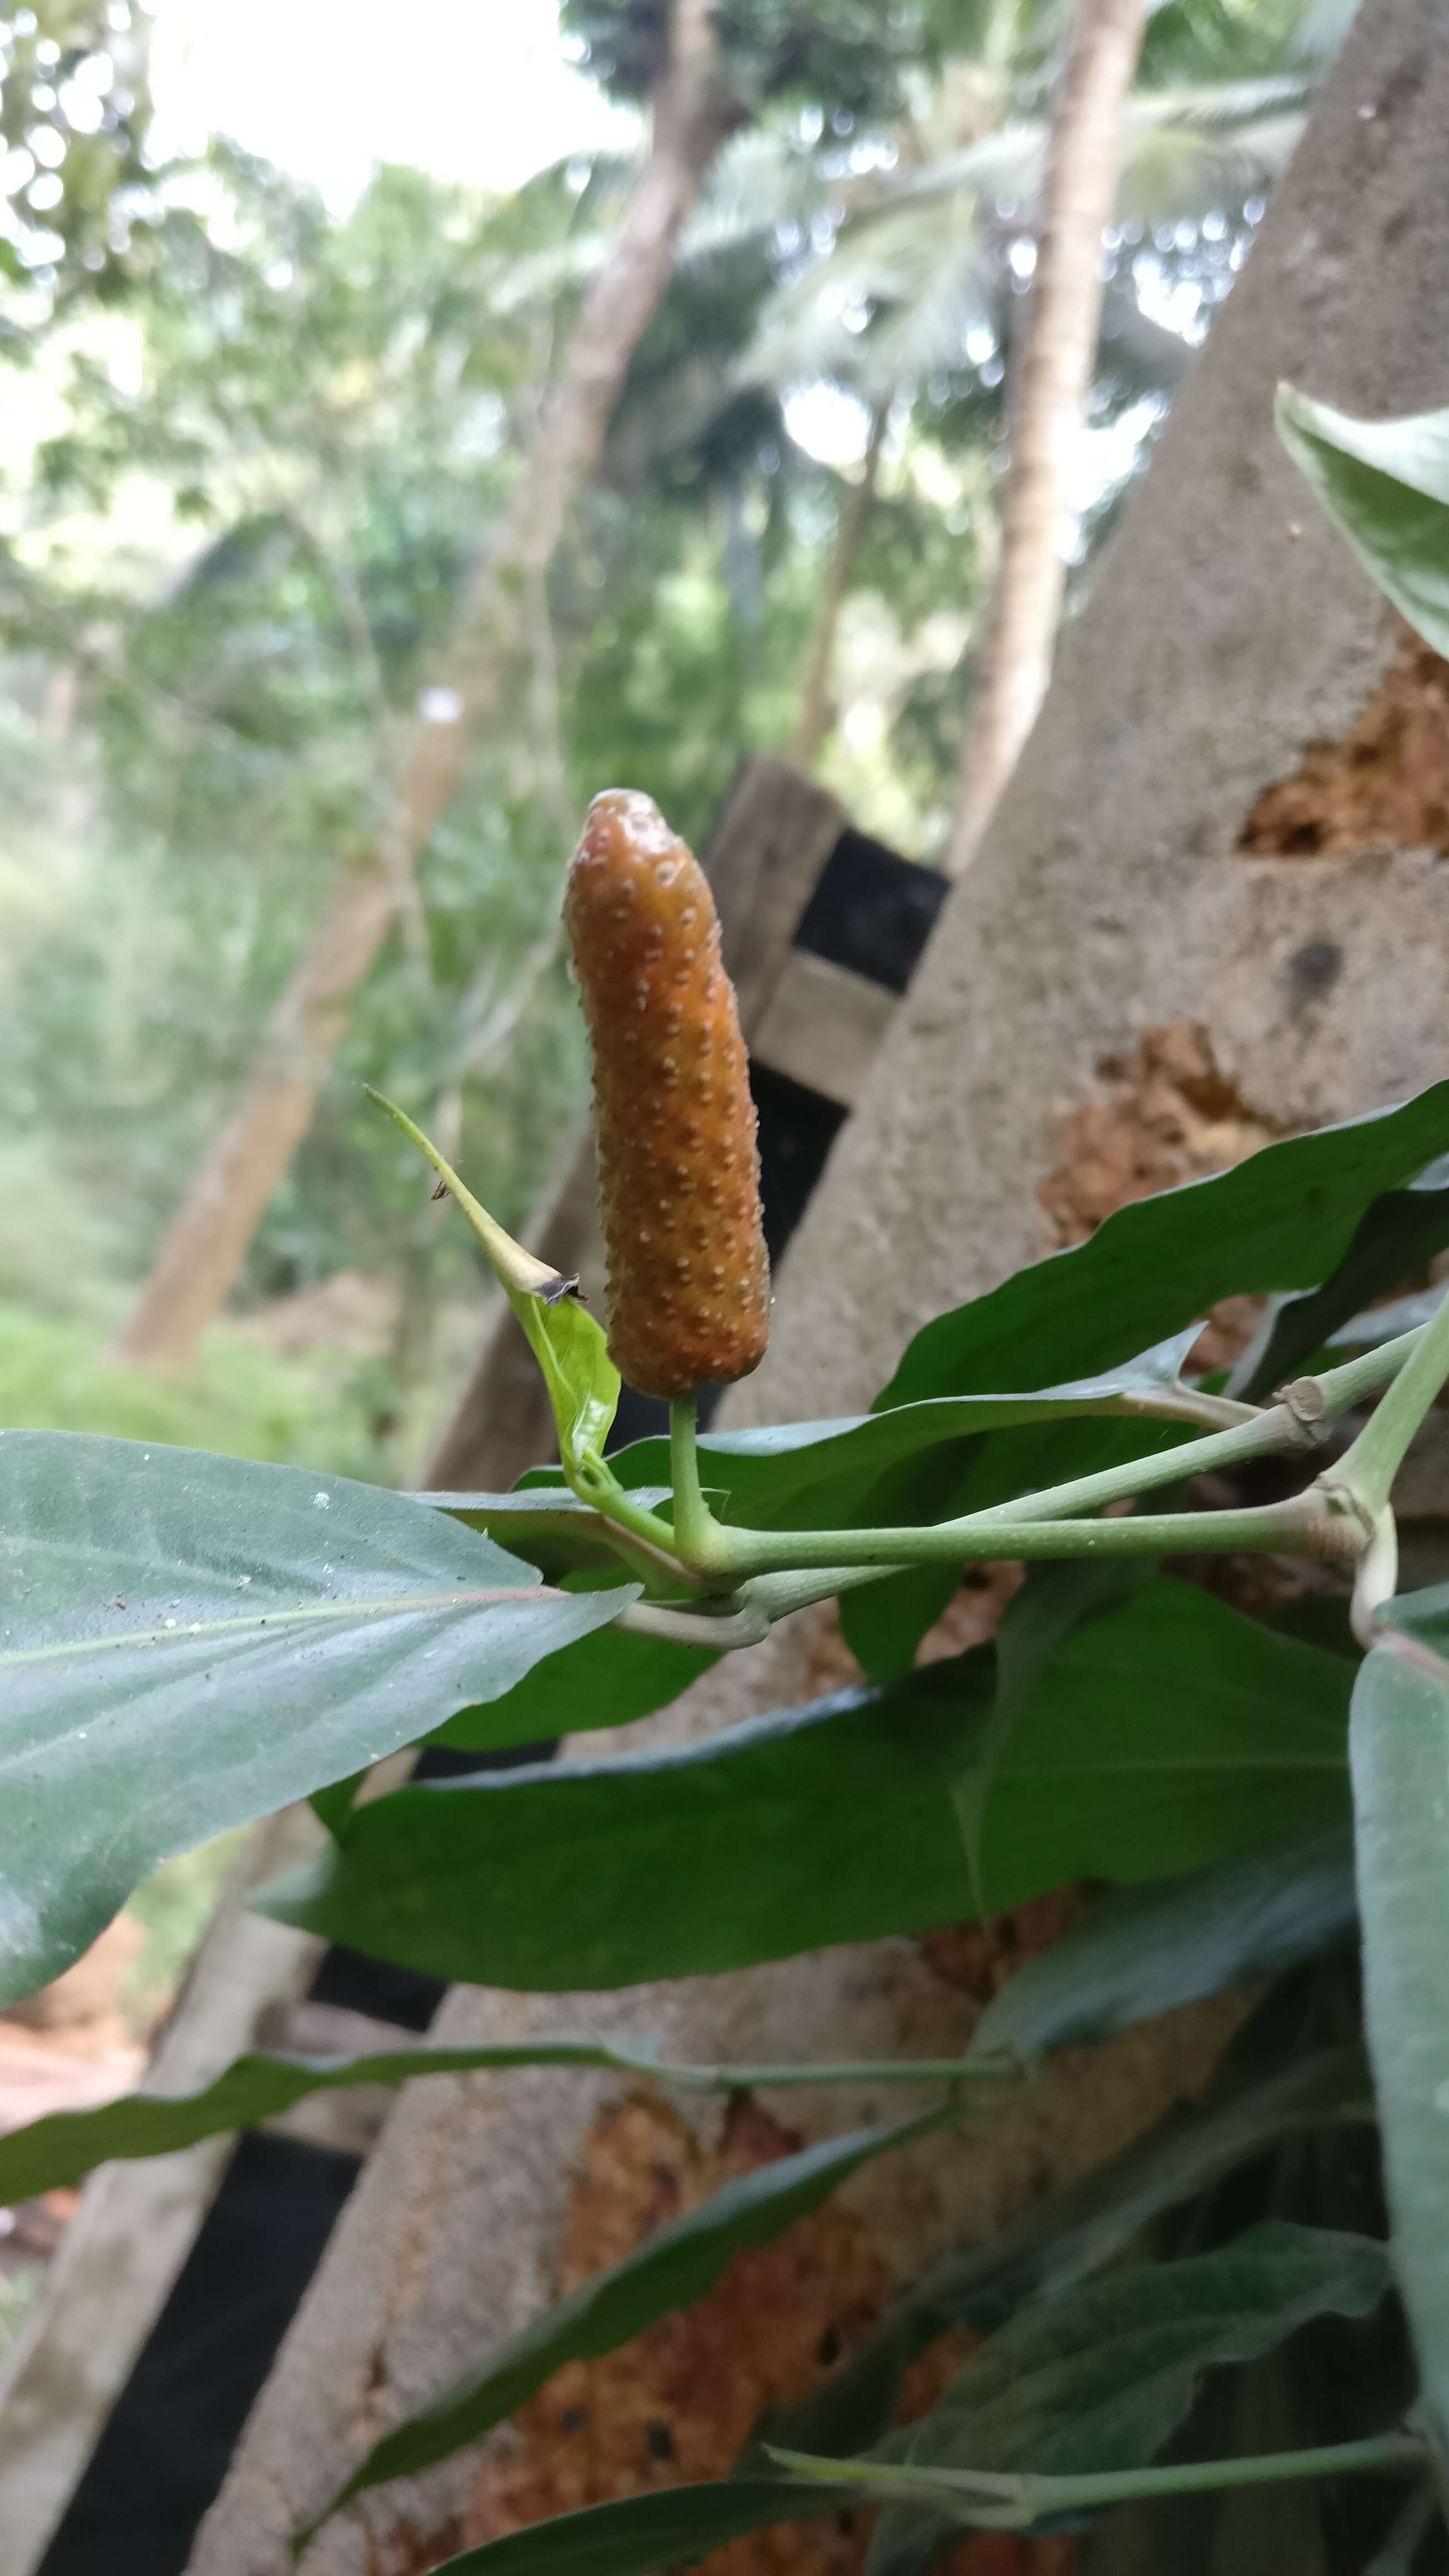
[189,6,1449,2568]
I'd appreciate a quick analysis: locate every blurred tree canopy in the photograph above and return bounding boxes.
[0,0,1347,1473]
[0,0,155,329]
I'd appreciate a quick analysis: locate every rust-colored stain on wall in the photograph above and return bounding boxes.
[918,1885,1095,2009]
[1240,630,1449,858]
[390,2092,1070,2576]
[441,2091,890,2576]
[1038,1021,1279,1373]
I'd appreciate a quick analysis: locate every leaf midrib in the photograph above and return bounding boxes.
[0,1586,554,1671]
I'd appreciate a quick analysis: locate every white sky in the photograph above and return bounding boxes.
[148,0,637,205]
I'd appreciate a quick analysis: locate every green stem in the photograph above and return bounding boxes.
[719,1491,1356,1582]
[1351,1507,1400,1649]
[608,1321,1431,1601]
[1334,1295,1449,1518]
[621,1596,771,1648]
[698,1328,1438,1587]
[768,2432,1425,2528]
[1316,1326,1433,1417]
[1002,2433,1424,2515]
[969,1404,1296,1530]
[603,2041,1020,2092]
[570,1466,690,1564]
[669,1395,731,1571]
[620,1563,892,1651]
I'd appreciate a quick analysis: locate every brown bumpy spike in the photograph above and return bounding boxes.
[564,789,770,1402]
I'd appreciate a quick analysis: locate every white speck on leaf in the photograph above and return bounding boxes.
[313,1492,331,1511]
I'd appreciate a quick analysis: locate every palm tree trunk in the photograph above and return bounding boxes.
[944,0,1148,879]
[114,0,738,1372]
[789,393,893,771]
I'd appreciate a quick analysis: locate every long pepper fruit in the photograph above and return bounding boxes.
[564,788,770,1401]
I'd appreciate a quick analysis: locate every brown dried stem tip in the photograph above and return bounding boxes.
[564,789,770,1401]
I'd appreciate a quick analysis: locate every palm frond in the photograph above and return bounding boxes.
[1117,107,1307,226]
[1123,72,1315,130]
[875,120,1048,215]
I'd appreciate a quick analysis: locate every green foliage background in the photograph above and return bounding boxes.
[0,0,1335,1480]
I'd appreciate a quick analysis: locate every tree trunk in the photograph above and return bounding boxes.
[788,394,892,771]
[943,0,1148,879]
[114,0,738,1373]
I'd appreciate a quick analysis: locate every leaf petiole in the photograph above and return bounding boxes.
[767,2431,1426,2528]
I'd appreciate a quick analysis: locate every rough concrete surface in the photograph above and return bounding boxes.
[189,6,1449,2569]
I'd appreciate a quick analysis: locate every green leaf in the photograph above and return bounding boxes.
[308,2106,949,2536]
[955,1561,1139,1919]
[1232,1164,1449,1401]
[310,1772,367,1839]
[406,2481,852,2576]
[1350,1616,1449,2456]
[0,2039,660,2203]
[879,1088,1449,1412]
[759,2044,1369,2469]
[1331,1289,1446,1351]
[861,1090,1449,1664]
[368,1090,619,1475]
[0,1432,637,2004]
[840,1562,962,1683]
[970,1828,1356,2064]
[866,2222,1391,2569]
[1276,388,1449,658]
[426,1621,716,1752]
[254,1581,1353,1991]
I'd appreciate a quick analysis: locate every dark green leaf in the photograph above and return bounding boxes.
[254,1581,1352,1991]
[426,1621,716,1752]
[970,1828,1356,2062]
[0,2040,646,2202]
[860,1090,1449,1664]
[1276,389,1449,659]
[881,1086,1449,1411]
[310,1772,366,1838]
[313,2106,948,2530]
[414,2481,852,2576]
[867,2222,1391,2572]
[840,1562,961,1684]
[957,1561,1140,1916]
[1232,1165,1449,1401]
[760,2046,1369,2468]
[1350,1622,1449,2456]
[1330,1290,1445,1351]
[0,1432,636,2004]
